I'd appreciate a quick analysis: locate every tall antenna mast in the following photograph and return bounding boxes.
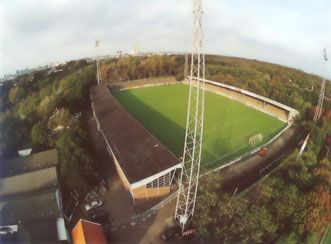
[175,0,205,233]
[95,40,101,85]
[297,48,328,159]
[314,48,328,121]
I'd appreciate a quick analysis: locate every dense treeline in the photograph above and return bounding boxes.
[100,55,183,82]
[189,56,331,242]
[100,55,330,118]
[194,120,331,243]
[0,60,98,199]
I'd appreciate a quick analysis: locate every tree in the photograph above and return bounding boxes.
[47,108,71,133]
[31,120,49,147]
[38,95,57,117]
[304,184,331,234]
[0,113,27,157]
[15,94,38,120]
[56,130,97,193]
[8,85,25,104]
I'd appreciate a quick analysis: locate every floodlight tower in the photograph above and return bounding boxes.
[95,40,101,85]
[175,0,205,233]
[297,48,328,159]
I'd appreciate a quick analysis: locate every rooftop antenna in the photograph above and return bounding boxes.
[175,0,205,233]
[95,40,101,85]
[297,48,328,159]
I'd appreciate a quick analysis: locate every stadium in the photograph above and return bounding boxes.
[90,77,299,204]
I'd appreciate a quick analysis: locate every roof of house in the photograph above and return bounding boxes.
[90,85,180,184]
[0,149,58,178]
[72,219,107,244]
[0,149,64,243]
[0,166,58,198]
[0,187,60,226]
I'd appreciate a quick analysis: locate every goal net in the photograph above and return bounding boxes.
[249,133,263,145]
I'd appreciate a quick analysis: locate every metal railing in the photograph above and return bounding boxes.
[130,190,179,223]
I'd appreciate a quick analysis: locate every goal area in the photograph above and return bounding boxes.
[249,133,263,145]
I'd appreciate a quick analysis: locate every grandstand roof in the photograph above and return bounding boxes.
[0,187,60,225]
[0,166,58,197]
[90,85,180,184]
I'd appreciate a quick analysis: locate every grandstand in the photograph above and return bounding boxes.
[90,85,181,204]
[91,77,299,202]
[201,79,299,123]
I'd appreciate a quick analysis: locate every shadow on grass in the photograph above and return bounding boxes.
[112,89,217,165]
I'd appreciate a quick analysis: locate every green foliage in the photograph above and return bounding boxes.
[47,108,71,132]
[37,95,57,117]
[58,65,95,111]
[15,94,39,120]
[31,120,49,147]
[194,122,331,243]
[2,61,98,201]
[101,55,179,82]
[56,130,97,193]
[8,85,25,104]
[0,113,28,157]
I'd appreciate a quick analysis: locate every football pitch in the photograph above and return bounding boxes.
[113,84,286,169]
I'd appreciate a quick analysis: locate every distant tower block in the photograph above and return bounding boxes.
[175,0,205,233]
[95,40,101,85]
[130,45,139,56]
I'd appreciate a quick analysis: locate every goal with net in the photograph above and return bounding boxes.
[249,133,263,145]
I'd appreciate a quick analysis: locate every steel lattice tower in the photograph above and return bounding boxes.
[298,49,328,159]
[175,0,205,232]
[313,49,328,122]
[95,40,102,85]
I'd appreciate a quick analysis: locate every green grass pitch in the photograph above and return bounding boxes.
[113,84,286,169]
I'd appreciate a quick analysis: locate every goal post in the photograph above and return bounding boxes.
[249,133,263,146]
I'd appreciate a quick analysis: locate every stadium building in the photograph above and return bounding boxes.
[90,78,299,204]
[91,85,181,204]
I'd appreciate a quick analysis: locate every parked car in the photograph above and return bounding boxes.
[258,147,268,157]
[88,210,112,229]
[0,226,17,236]
[160,226,180,241]
[85,199,102,211]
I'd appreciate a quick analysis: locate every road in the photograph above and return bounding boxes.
[219,123,304,194]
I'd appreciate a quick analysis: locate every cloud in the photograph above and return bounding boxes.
[0,0,330,78]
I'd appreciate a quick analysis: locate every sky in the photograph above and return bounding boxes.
[0,0,330,78]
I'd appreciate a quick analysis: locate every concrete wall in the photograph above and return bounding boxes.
[131,185,170,199]
[106,144,171,202]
